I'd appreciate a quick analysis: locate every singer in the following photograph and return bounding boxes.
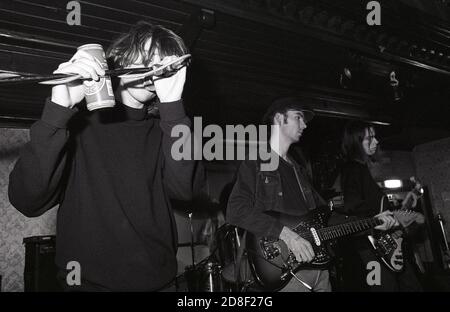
[8,20,204,291]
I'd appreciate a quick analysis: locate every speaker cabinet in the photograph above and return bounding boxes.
[23,235,62,292]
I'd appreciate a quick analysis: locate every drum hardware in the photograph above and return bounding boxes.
[178,209,226,292]
[188,212,196,271]
[179,222,266,292]
[178,221,257,292]
[183,221,225,292]
[181,223,243,292]
[212,224,256,291]
[184,258,224,292]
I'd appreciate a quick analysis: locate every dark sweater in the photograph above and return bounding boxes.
[8,99,202,291]
[339,160,385,249]
[340,160,385,218]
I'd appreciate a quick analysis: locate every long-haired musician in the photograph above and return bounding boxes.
[338,121,423,291]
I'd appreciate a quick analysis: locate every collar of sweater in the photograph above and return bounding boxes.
[118,102,147,121]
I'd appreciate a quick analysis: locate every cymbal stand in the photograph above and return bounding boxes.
[188,212,196,270]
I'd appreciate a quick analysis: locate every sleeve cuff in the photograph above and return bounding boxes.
[268,222,284,239]
[41,98,78,128]
[158,99,186,121]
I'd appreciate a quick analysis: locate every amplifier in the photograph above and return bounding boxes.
[23,235,62,292]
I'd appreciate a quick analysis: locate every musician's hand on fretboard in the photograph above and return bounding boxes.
[374,211,399,231]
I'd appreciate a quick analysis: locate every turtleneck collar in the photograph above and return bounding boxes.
[118,102,147,121]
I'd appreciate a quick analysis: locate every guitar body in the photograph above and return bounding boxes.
[367,232,404,272]
[367,177,425,273]
[367,175,424,273]
[246,209,332,291]
[245,208,418,290]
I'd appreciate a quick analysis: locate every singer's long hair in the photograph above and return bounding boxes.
[107,20,188,68]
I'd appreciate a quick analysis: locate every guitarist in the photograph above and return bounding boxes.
[339,121,423,291]
[227,97,332,292]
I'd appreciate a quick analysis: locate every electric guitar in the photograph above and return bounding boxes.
[246,207,419,291]
[368,177,425,273]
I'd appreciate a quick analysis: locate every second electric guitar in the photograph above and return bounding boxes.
[367,177,425,272]
[246,208,418,291]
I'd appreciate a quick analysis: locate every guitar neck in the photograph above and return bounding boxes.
[318,217,383,242]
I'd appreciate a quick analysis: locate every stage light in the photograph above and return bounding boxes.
[384,179,403,189]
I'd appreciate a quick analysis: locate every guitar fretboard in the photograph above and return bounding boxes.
[317,217,383,241]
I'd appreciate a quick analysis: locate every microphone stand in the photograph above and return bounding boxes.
[0,54,191,85]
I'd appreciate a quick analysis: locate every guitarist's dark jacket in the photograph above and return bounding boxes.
[339,160,385,219]
[226,154,325,239]
[337,160,386,249]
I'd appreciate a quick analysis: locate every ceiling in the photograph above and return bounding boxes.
[1,0,450,148]
[400,0,450,23]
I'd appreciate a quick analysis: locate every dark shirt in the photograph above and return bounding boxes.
[278,157,314,217]
[339,160,385,218]
[339,159,386,249]
[8,99,203,291]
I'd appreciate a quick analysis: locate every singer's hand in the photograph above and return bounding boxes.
[154,55,186,103]
[51,50,105,108]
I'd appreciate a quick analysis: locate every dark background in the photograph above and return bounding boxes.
[1,0,450,292]
[2,0,450,188]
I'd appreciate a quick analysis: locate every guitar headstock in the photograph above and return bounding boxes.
[393,210,425,227]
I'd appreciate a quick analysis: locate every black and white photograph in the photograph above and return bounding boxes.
[0,0,450,301]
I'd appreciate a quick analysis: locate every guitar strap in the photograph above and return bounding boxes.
[291,160,317,211]
[292,165,310,206]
